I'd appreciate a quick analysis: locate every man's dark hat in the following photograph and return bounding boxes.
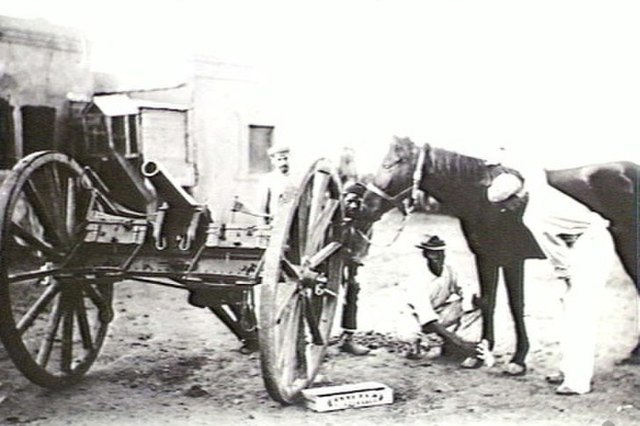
[416,235,446,251]
[344,182,366,197]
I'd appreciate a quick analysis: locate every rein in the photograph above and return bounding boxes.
[364,184,413,216]
[358,184,412,247]
[412,145,427,203]
[354,224,407,247]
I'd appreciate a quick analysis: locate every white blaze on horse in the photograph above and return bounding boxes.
[358,136,639,373]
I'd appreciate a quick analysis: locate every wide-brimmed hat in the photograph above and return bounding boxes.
[415,235,446,251]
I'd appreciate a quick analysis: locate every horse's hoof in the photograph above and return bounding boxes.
[503,362,527,376]
[460,356,482,369]
[555,384,590,395]
[476,339,496,367]
[545,372,564,385]
[616,354,640,366]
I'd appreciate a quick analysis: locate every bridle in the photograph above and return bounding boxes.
[356,144,428,246]
[364,183,413,216]
[364,143,427,217]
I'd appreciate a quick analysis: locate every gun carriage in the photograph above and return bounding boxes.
[0,111,348,404]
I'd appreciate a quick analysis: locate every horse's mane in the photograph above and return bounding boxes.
[427,146,489,183]
[392,137,488,183]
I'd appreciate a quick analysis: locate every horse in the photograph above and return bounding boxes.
[548,161,639,365]
[359,136,639,372]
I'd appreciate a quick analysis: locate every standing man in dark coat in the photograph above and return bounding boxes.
[339,182,373,355]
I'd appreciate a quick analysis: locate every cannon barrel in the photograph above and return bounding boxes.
[141,160,199,209]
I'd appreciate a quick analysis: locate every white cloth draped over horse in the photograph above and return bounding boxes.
[490,161,616,394]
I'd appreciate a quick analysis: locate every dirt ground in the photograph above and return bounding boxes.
[0,212,638,426]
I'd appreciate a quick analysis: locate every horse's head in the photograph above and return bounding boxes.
[361,136,421,222]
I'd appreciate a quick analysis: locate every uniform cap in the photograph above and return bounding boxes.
[268,144,290,157]
[343,182,366,197]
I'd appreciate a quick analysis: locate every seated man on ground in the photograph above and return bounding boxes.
[402,235,487,363]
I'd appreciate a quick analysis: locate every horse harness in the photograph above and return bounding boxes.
[355,145,428,246]
[364,143,428,216]
[364,183,413,216]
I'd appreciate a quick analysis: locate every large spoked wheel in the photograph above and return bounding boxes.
[0,151,114,388]
[259,159,345,404]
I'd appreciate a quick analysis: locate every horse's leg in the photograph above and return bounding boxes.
[476,257,500,352]
[623,280,640,364]
[609,225,638,289]
[609,225,640,365]
[624,278,640,365]
[503,258,529,373]
[460,256,499,369]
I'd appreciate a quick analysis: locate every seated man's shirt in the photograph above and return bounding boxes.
[405,262,462,327]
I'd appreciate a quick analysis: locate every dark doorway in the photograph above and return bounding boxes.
[21,105,56,155]
[0,98,16,168]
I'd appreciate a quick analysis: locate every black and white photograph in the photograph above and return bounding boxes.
[0,1,638,425]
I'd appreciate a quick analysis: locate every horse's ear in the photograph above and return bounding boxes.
[399,136,419,158]
[360,173,374,185]
[394,136,412,145]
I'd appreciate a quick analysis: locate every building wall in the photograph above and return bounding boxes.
[189,56,276,223]
[1,16,276,224]
[0,15,93,162]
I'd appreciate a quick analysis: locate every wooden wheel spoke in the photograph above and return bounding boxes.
[16,283,61,336]
[24,179,65,247]
[45,163,67,213]
[48,162,65,201]
[296,190,311,261]
[61,173,92,237]
[83,284,107,311]
[65,176,76,236]
[75,296,94,351]
[61,295,75,373]
[306,199,339,255]
[276,298,304,383]
[274,280,300,325]
[7,268,61,285]
[307,170,331,233]
[302,294,324,345]
[10,221,64,261]
[280,256,301,281]
[305,241,342,270]
[45,163,67,234]
[36,292,64,368]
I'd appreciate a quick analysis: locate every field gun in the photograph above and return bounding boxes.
[0,149,347,404]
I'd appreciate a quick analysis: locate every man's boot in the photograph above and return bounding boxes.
[238,336,259,355]
[339,332,370,355]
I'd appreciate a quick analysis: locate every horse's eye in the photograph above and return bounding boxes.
[383,158,403,169]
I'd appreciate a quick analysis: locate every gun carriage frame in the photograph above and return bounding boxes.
[0,148,348,404]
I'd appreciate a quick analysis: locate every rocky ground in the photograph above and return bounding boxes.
[0,212,638,425]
